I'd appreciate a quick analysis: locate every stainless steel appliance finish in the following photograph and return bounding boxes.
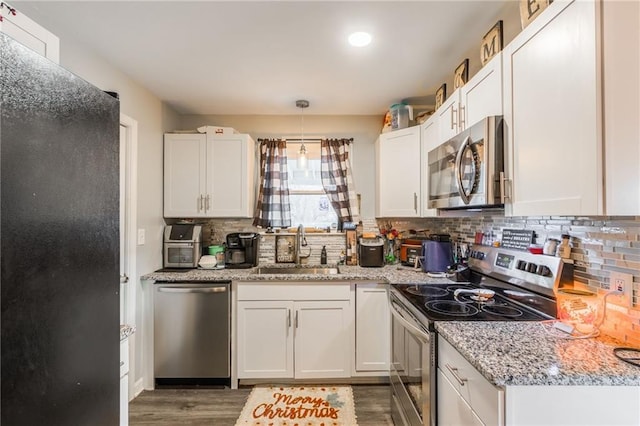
[163,224,202,268]
[154,282,231,382]
[389,245,572,425]
[427,116,504,209]
[390,291,435,426]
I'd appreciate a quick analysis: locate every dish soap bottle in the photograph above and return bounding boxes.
[321,245,327,265]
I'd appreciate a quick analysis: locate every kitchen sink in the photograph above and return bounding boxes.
[253,266,340,275]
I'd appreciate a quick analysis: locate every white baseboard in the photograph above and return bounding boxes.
[133,378,145,398]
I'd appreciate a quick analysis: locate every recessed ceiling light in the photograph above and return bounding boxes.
[348,32,372,47]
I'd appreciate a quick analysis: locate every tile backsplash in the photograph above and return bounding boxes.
[194,215,639,345]
[382,214,640,346]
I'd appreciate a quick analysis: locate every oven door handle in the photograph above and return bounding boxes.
[389,298,430,342]
[454,135,473,205]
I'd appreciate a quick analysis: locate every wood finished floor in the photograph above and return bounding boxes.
[129,384,393,425]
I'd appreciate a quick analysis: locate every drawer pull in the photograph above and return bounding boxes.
[445,363,468,386]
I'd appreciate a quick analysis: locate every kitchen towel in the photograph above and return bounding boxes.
[234,385,357,426]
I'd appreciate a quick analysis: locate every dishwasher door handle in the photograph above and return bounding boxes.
[157,286,228,294]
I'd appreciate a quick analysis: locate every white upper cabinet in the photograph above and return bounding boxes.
[502,0,638,216]
[164,133,256,218]
[164,133,208,218]
[376,126,422,217]
[420,114,439,217]
[601,0,640,215]
[437,53,503,144]
[0,10,59,63]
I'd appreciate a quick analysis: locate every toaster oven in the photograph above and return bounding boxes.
[163,224,202,268]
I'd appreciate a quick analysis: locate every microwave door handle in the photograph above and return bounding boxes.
[454,136,472,205]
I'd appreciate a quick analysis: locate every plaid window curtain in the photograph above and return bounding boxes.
[320,138,359,224]
[252,139,292,228]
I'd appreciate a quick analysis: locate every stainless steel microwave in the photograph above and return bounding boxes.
[427,116,504,209]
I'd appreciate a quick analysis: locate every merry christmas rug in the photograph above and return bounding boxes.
[234,385,358,426]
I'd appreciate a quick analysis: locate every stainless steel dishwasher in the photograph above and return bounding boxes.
[154,281,231,386]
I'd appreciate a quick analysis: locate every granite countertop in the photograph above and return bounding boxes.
[435,321,640,387]
[120,324,136,341]
[141,264,453,284]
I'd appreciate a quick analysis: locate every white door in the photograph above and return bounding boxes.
[355,284,390,373]
[207,135,249,217]
[294,300,351,379]
[376,127,422,217]
[460,53,503,129]
[163,133,207,217]
[503,0,602,216]
[119,114,138,406]
[236,301,294,379]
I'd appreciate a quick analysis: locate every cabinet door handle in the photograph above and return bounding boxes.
[459,104,466,129]
[414,192,418,213]
[295,310,299,328]
[445,364,468,386]
[451,105,458,130]
[287,309,291,328]
[499,171,511,203]
[198,195,204,212]
[205,194,210,211]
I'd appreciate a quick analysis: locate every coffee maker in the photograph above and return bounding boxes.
[225,232,260,269]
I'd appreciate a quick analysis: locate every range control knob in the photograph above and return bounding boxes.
[526,262,538,273]
[536,265,552,277]
[516,260,527,271]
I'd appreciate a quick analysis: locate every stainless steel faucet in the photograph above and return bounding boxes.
[295,224,310,264]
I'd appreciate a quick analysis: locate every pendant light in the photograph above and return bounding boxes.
[296,99,309,170]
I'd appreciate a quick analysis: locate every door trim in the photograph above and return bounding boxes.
[120,113,139,399]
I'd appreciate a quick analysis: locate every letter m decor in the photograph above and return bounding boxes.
[480,20,503,66]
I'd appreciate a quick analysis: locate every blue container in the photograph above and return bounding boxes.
[421,240,453,273]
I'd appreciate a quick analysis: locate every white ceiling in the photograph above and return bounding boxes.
[14,1,511,115]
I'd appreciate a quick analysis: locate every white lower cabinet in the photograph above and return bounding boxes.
[438,336,504,426]
[236,283,352,380]
[120,337,129,426]
[354,283,390,375]
[438,369,484,426]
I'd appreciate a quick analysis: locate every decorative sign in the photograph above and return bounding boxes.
[520,0,552,29]
[501,229,535,251]
[453,58,469,90]
[435,84,447,110]
[480,20,503,66]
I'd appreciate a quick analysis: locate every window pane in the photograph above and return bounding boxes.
[286,142,337,227]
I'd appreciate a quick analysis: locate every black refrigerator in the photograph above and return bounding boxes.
[1,34,120,424]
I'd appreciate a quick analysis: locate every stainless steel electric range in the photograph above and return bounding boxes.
[388,245,573,426]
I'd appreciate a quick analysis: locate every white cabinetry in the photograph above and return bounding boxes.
[437,53,503,144]
[164,133,255,218]
[236,283,352,380]
[354,283,389,375]
[438,336,504,426]
[376,126,421,217]
[601,0,640,214]
[0,9,59,63]
[503,0,601,216]
[120,337,130,426]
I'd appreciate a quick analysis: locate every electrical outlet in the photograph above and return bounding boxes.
[137,228,146,246]
[610,271,633,307]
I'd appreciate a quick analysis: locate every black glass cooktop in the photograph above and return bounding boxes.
[393,282,553,322]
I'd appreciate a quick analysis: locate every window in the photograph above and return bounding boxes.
[287,141,338,229]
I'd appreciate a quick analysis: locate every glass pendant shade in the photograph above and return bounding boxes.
[297,143,308,169]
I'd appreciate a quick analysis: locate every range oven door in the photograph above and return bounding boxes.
[389,291,436,426]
